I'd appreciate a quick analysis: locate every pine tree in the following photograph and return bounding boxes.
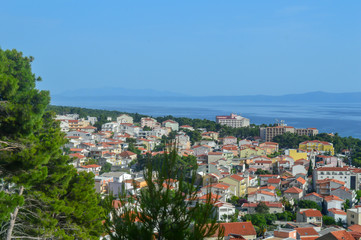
[0,48,104,239]
[104,149,224,240]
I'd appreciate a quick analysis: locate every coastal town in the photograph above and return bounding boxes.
[56,111,361,240]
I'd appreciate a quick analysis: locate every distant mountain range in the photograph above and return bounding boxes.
[53,88,361,103]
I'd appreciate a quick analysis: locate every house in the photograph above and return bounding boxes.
[247,190,279,202]
[79,164,102,175]
[249,160,273,172]
[206,222,256,240]
[324,195,344,211]
[201,131,219,140]
[299,140,334,155]
[303,192,324,207]
[242,201,283,214]
[202,173,220,187]
[101,122,119,132]
[213,201,236,222]
[315,230,354,240]
[140,117,157,128]
[284,186,304,200]
[119,151,137,161]
[347,207,361,226]
[162,120,179,131]
[297,209,323,227]
[223,136,237,145]
[327,208,347,224]
[220,174,247,197]
[290,177,307,191]
[259,174,279,186]
[117,114,133,124]
[292,164,307,176]
[201,183,231,201]
[274,228,297,239]
[208,152,226,163]
[239,145,266,158]
[193,145,212,156]
[259,142,279,154]
[267,178,281,189]
[313,166,354,190]
[295,227,319,240]
[315,178,345,195]
[331,186,356,204]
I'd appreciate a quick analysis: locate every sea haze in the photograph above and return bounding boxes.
[52,91,361,139]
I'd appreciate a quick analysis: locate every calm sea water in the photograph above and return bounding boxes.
[54,99,361,139]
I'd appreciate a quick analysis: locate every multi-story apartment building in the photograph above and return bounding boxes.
[116,114,133,124]
[162,120,179,131]
[216,113,250,128]
[140,117,158,129]
[299,140,335,155]
[313,166,360,191]
[260,124,318,142]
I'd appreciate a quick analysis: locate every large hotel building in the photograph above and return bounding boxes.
[260,124,318,142]
[216,113,250,128]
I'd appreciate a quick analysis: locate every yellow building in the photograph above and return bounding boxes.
[299,140,334,155]
[239,146,266,158]
[220,175,247,197]
[288,149,308,161]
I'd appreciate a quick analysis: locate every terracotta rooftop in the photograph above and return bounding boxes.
[285,186,303,194]
[300,209,322,217]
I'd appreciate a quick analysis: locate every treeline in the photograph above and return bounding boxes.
[273,132,361,166]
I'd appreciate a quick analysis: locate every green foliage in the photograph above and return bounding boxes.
[100,162,112,174]
[183,129,202,145]
[255,169,271,175]
[323,215,336,225]
[276,211,296,221]
[343,199,351,211]
[298,200,321,211]
[103,150,224,240]
[255,202,269,214]
[242,213,276,228]
[0,48,104,239]
[356,190,361,201]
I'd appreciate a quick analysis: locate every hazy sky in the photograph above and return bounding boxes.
[1,1,361,96]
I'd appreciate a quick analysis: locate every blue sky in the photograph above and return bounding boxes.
[1,1,361,96]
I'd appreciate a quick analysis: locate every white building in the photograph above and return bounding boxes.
[101,122,119,132]
[216,113,250,128]
[313,166,358,190]
[117,114,133,124]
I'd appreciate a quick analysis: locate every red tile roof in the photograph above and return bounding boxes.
[348,224,361,233]
[229,174,245,181]
[328,208,346,215]
[214,222,256,237]
[296,177,307,185]
[300,209,322,217]
[329,230,355,240]
[285,186,303,194]
[295,227,319,236]
[324,195,344,202]
[268,178,281,184]
[81,164,101,169]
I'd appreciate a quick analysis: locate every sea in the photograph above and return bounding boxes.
[54,99,361,139]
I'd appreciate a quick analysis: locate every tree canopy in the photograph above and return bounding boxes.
[0,48,104,239]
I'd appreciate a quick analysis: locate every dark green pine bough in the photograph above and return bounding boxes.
[0,48,104,239]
